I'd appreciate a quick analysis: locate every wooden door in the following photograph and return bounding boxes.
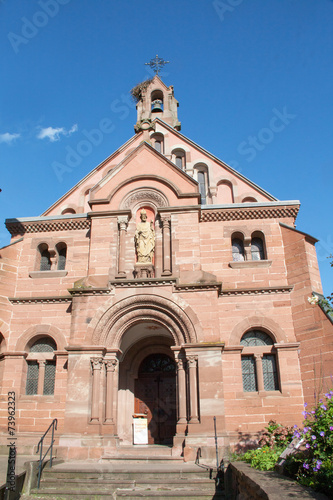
[134,354,177,445]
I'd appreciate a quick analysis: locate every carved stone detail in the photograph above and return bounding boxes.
[121,189,168,210]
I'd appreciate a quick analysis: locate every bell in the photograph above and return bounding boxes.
[151,99,163,112]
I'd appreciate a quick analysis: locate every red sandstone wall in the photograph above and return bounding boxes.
[281,225,333,403]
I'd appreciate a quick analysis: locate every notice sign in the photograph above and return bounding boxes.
[133,415,148,445]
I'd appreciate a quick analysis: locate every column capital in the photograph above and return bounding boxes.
[187,355,197,367]
[91,357,103,370]
[176,358,186,370]
[117,215,129,231]
[254,353,263,361]
[38,360,47,367]
[105,359,118,372]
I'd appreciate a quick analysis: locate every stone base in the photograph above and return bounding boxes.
[133,263,155,278]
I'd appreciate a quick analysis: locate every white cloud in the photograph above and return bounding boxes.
[37,124,78,142]
[0,132,20,144]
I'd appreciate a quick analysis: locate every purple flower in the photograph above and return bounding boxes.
[303,463,310,469]
[303,427,309,433]
[311,410,316,414]
[311,435,316,440]
[325,392,331,399]
[330,426,333,431]
[302,410,308,417]
[305,443,311,449]
[294,424,298,429]
[321,405,327,410]
[320,431,325,437]
[304,402,308,407]
[316,460,322,467]
[294,432,301,439]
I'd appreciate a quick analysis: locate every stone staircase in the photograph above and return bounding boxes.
[21,448,225,499]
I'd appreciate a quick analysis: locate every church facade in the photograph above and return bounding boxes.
[0,76,332,460]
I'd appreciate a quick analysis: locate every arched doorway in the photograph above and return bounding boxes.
[135,353,176,445]
[117,322,178,446]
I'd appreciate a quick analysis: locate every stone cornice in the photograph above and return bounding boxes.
[200,204,299,222]
[221,286,293,296]
[68,287,113,296]
[109,278,177,288]
[174,282,222,293]
[6,217,90,235]
[9,296,72,304]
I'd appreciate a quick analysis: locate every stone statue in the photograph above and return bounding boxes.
[135,210,155,263]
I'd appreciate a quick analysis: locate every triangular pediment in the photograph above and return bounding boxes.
[89,141,200,210]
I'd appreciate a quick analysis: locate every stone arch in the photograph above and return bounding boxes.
[15,324,67,352]
[0,321,9,352]
[229,316,289,346]
[120,187,169,211]
[90,293,199,348]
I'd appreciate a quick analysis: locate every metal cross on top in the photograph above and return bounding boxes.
[145,55,170,75]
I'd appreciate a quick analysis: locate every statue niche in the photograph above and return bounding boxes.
[134,208,155,278]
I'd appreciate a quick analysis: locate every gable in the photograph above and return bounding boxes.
[89,142,200,210]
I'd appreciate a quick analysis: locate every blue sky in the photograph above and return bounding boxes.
[1,0,332,294]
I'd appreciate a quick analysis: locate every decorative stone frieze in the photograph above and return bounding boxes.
[6,219,90,235]
[9,296,72,304]
[200,205,299,222]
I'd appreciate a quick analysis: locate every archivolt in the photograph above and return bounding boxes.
[91,294,198,348]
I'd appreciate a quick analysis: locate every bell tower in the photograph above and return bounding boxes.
[133,75,181,133]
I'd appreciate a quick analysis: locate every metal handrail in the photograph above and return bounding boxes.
[36,418,58,489]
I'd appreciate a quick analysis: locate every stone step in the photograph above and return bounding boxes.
[26,492,224,500]
[101,455,184,463]
[40,477,214,488]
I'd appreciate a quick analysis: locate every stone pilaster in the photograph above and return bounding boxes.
[116,216,128,278]
[90,357,103,422]
[161,215,172,276]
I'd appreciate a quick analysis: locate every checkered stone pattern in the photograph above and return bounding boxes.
[201,206,299,222]
[6,219,90,235]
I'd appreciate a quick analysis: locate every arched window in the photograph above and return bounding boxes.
[151,90,164,112]
[232,237,245,262]
[151,133,164,154]
[194,164,209,205]
[251,233,266,260]
[26,337,56,396]
[39,244,51,271]
[61,208,76,215]
[197,171,206,204]
[240,330,279,392]
[56,243,67,271]
[172,149,186,170]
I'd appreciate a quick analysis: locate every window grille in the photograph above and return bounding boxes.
[241,330,273,346]
[139,354,176,374]
[232,238,245,261]
[175,156,183,169]
[197,171,207,204]
[30,338,56,352]
[43,361,56,395]
[40,250,51,271]
[26,362,39,395]
[57,246,67,270]
[251,237,265,260]
[262,355,279,391]
[241,356,257,392]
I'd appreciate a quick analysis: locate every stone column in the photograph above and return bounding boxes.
[90,357,103,422]
[176,358,187,423]
[37,360,46,395]
[254,354,264,392]
[116,216,128,278]
[161,215,172,276]
[104,359,118,423]
[244,237,252,261]
[187,355,199,423]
